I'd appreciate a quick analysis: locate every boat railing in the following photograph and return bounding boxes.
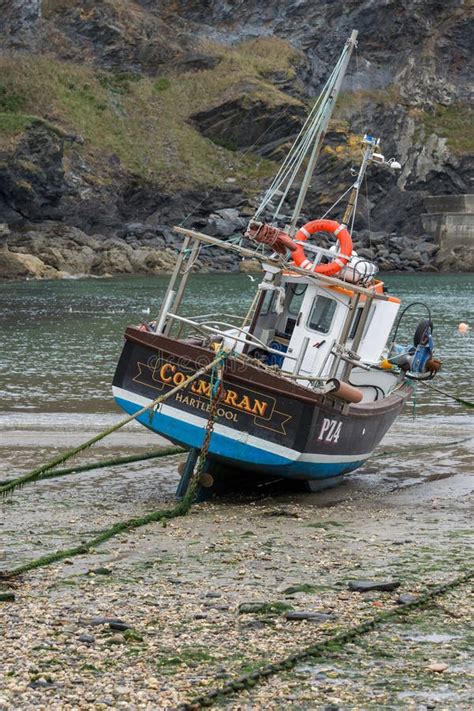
[165,312,298,362]
[191,312,246,324]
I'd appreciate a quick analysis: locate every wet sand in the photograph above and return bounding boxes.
[0,426,472,710]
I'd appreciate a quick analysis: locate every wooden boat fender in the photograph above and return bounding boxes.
[292,219,352,276]
[327,378,364,403]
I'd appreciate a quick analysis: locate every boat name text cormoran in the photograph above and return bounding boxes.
[159,363,269,417]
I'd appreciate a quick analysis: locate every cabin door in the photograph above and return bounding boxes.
[285,288,344,377]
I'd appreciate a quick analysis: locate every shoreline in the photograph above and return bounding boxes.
[1,453,472,709]
[3,215,470,282]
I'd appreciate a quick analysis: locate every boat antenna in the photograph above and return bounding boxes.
[289,29,358,234]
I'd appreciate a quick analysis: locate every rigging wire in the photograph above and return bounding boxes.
[254,45,351,222]
[254,52,346,217]
[355,45,373,251]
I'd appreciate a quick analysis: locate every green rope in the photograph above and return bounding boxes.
[0,434,210,581]
[417,379,474,409]
[0,446,185,489]
[0,355,229,581]
[180,568,473,710]
[0,490,196,580]
[375,435,472,460]
[0,354,225,498]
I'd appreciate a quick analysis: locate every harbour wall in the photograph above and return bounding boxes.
[422,195,474,271]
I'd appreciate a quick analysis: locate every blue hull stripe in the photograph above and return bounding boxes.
[115,396,366,481]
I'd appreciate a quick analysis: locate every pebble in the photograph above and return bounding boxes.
[0,592,15,602]
[285,611,334,622]
[238,602,267,613]
[427,662,449,673]
[348,580,401,593]
[109,621,131,631]
[396,594,418,605]
[81,617,124,626]
[78,634,95,644]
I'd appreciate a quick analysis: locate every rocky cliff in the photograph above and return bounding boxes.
[0,0,472,278]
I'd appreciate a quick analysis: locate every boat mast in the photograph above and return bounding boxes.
[289,29,358,235]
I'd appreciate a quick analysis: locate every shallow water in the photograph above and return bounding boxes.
[0,272,472,487]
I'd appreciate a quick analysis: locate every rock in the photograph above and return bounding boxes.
[0,122,66,221]
[357,247,375,260]
[348,580,401,593]
[285,611,334,622]
[88,567,112,576]
[240,258,261,273]
[80,617,125,626]
[29,677,57,689]
[240,619,267,630]
[0,592,16,602]
[204,592,222,598]
[109,621,131,631]
[0,248,68,280]
[238,602,267,614]
[427,662,448,673]
[399,248,421,262]
[396,594,418,605]
[78,634,95,644]
[215,208,240,222]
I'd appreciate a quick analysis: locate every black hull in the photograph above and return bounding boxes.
[112,328,411,480]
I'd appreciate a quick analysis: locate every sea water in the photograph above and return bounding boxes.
[0,273,472,487]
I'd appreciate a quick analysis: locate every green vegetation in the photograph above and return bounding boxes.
[421,103,473,154]
[282,583,318,594]
[238,601,292,615]
[0,37,301,188]
[156,645,215,668]
[0,83,26,112]
[96,71,139,95]
[154,77,171,92]
[306,520,344,529]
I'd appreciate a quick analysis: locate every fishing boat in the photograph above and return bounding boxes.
[112,31,441,494]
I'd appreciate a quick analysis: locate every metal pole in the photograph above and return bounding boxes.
[164,239,201,336]
[155,236,190,333]
[290,29,358,234]
[341,295,373,381]
[293,336,310,375]
[328,293,360,378]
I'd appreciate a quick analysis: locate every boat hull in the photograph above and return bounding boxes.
[112,328,412,482]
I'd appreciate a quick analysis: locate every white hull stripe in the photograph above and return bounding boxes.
[113,386,373,465]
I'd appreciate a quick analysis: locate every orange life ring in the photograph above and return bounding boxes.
[292,219,352,276]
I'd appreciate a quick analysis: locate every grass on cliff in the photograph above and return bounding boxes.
[0,37,302,189]
[421,103,473,155]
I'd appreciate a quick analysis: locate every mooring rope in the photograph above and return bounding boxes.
[0,354,226,498]
[375,435,472,460]
[0,354,228,581]
[0,446,185,489]
[179,569,473,710]
[416,379,474,409]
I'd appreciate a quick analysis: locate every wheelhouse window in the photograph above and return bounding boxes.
[349,306,363,340]
[260,288,275,315]
[287,283,307,314]
[308,295,337,333]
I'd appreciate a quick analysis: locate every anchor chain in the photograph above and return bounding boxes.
[183,353,227,501]
[180,569,473,710]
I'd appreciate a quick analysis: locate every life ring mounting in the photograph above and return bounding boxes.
[292,219,352,276]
